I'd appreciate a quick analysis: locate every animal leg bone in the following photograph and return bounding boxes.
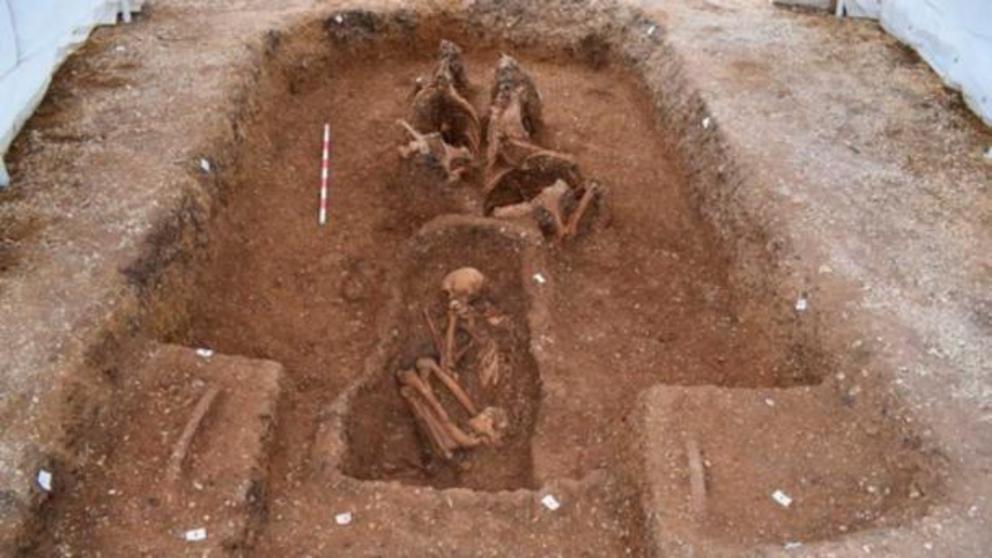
[686,437,707,516]
[167,384,221,482]
[562,183,601,239]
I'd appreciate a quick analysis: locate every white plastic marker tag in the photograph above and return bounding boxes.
[37,469,53,492]
[184,528,207,542]
[199,158,211,174]
[533,273,547,285]
[772,489,793,508]
[795,296,808,312]
[195,348,214,358]
[541,494,561,511]
[335,512,353,526]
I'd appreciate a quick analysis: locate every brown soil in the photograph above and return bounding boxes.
[29,6,949,556]
[39,344,282,556]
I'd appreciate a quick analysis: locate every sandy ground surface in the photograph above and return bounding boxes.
[0,0,990,555]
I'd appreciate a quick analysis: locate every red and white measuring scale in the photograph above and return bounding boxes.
[318,123,331,226]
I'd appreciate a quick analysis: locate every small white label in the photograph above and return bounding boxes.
[646,25,656,36]
[772,489,793,508]
[334,14,344,23]
[784,541,803,550]
[764,398,776,407]
[199,158,212,173]
[795,297,808,312]
[37,470,53,492]
[184,528,207,542]
[541,494,560,511]
[702,117,711,129]
[195,348,214,358]
[335,512,352,526]
[533,273,547,285]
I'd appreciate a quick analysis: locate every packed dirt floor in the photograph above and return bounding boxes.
[2,0,992,556]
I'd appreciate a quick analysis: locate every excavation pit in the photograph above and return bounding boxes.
[341,220,542,491]
[179,14,939,545]
[34,5,948,555]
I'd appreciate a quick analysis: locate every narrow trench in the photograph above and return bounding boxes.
[37,11,944,556]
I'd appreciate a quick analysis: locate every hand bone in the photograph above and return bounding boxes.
[468,406,509,444]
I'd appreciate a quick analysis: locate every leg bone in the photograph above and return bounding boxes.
[416,357,479,416]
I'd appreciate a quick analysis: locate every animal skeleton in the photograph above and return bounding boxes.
[399,40,481,184]
[482,56,601,238]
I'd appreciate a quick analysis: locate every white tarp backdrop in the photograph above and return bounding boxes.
[877,1,992,128]
[830,1,990,128]
[0,0,143,187]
